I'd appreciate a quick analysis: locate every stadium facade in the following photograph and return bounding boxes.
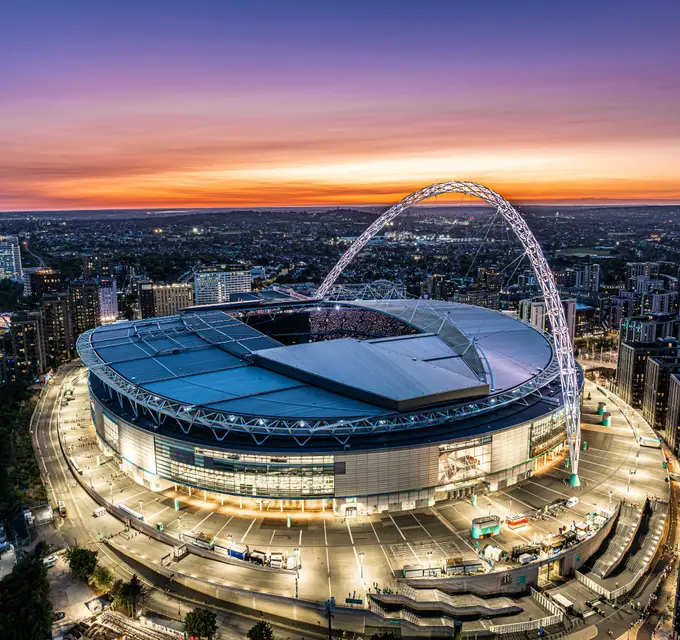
[78,294,572,516]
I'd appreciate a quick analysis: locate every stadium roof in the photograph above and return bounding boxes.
[81,299,553,422]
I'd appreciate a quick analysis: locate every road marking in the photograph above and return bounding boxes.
[346,518,354,544]
[241,518,256,543]
[410,512,432,538]
[406,542,421,563]
[389,514,406,541]
[323,519,328,546]
[430,507,481,557]
[147,506,170,522]
[298,529,303,547]
[369,518,381,543]
[118,488,148,504]
[188,511,214,534]
[379,544,394,573]
[212,515,234,541]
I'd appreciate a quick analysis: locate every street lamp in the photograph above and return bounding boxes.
[227,534,233,557]
[177,514,185,538]
[427,551,433,571]
[138,500,144,518]
[359,551,365,581]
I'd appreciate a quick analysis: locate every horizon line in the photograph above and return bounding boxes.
[2,199,680,215]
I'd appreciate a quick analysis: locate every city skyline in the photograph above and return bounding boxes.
[2,0,680,211]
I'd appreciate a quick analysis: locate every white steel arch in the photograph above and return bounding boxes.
[318,181,581,485]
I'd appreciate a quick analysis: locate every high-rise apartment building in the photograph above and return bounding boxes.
[82,254,115,279]
[452,290,500,310]
[626,262,659,290]
[27,267,62,299]
[5,311,46,379]
[642,355,680,430]
[42,292,75,364]
[665,375,680,455]
[615,337,678,408]
[518,297,576,345]
[70,280,101,339]
[560,263,600,292]
[0,236,23,280]
[193,266,251,306]
[138,282,194,318]
[96,277,118,324]
[619,313,680,344]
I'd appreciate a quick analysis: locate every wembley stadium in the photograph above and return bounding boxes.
[77,293,572,516]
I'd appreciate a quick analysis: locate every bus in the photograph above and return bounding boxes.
[69,457,83,475]
[118,504,144,521]
[505,514,529,530]
[57,501,67,517]
[639,435,662,449]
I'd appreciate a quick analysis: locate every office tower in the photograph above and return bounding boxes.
[42,293,75,364]
[642,355,680,430]
[96,277,118,324]
[665,375,680,455]
[193,265,251,306]
[70,280,101,339]
[138,282,194,318]
[6,310,46,379]
[0,236,23,280]
[615,337,678,407]
[518,297,576,344]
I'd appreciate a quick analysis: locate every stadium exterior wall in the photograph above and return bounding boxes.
[88,387,567,516]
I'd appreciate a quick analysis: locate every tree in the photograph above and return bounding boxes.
[89,564,115,593]
[64,546,98,581]
[0,557,53,640]
[184,607,218,640]
[247,620,275,640]
[112,574,148,618]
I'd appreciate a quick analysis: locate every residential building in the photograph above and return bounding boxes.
[70,280,101,339]
[193,265,251,306]
[642,356,680,430]
[452,290,500,310]
[615,337,678,408]
[6,311,46,379]
[42,293,75,364]
[626,262,659,290]
[0,236,23,280]
[82,254,115,279]
[27,268,62,299]
[518,297,576,344]
[619,314,680,344]
[665,374,680,455]
[138,282,194,318]
[96,277,118,324]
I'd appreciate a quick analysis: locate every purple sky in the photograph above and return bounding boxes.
[2,1,679,209]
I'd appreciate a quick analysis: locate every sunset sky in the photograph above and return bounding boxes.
[2,0,680,211]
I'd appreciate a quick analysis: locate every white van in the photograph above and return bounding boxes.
[565,497,579,508]
[93,507,106,518]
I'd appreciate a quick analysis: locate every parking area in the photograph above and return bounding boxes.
[55,371,667,603]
